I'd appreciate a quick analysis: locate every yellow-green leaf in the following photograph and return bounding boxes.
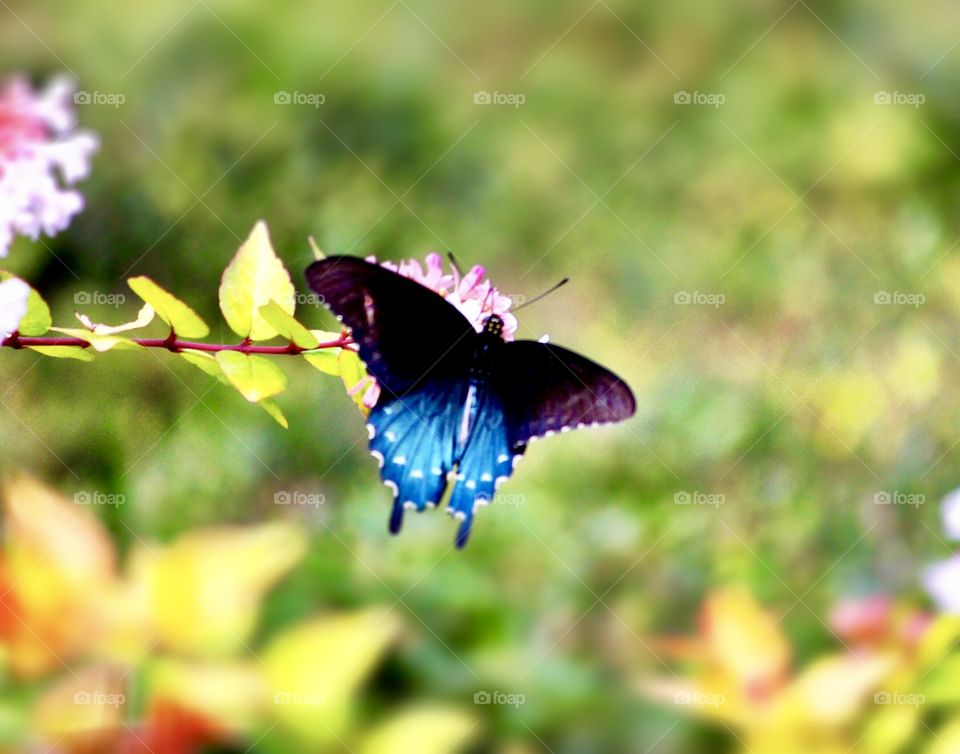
[338,349,372,411]
[302,350,341,376]
[0,271,51,336]
[219,221,295,341]
[50,328,140,353]
[311,329,344,345]
[76,303,155,335]
[180,351,231,385]
[259,398,289,428]
[215,351,288,402]
[308,236,325,261]
[264,607,401,744]
[259,301,318,349]
[27,346,95,361]
[128,277,209,338]
[360,706,479,754]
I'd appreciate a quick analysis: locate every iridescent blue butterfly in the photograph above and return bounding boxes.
[306,256,636,548]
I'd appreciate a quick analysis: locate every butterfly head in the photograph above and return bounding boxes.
[482,314,504,339]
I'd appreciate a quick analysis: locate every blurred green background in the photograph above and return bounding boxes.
[3,0,960,751]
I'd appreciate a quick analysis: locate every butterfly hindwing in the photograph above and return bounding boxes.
[367,379,466,533]
[447,384,522,548]
[498,341,636,450]
[306,256,476,399]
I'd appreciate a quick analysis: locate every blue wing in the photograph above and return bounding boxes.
[447,385,523,548]
[367,379,466,534]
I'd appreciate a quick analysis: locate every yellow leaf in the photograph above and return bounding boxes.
[783,653,894,727]
[259,398,289,428]
[215,351,289,402]
[143,522,307,656]
[264,607,401,743]
[703,588,790,695]
[303,350,341,376]
[360,705,479,754]
[180,350,231,385]
[259,300,319,348]
[128,276,209,338]
[0,271,51,335]
[219,220,295,340]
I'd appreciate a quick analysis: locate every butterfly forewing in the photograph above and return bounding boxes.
[306,256,477,399]
[497,341,636,450]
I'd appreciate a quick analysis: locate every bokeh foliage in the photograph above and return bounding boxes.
[3,0,960,750]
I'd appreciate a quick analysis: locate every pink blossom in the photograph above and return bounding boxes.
[0,75,98,257]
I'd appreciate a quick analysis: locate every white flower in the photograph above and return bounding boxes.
[941,488,960,541]
[0,277,30,336]
[0,75,98,257]
[922,556,960,614]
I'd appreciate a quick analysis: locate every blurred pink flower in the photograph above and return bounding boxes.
[0,75,98,257]
[0,277,29,336]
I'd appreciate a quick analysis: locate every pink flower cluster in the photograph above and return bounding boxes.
[351,253,518,408]
[0,75,98,257]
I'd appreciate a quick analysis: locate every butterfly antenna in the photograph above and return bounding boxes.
[512,277,570,311]
[447,252,463,277]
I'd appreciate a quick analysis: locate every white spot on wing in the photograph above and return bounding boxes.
[385,431,396,442]
[497,453,510,463]
[480,472,493,482]
[371,450,385,468]
[411,469,424,479]
[384,480,398,495]
[366,423,376,439]
[393,455,407,465]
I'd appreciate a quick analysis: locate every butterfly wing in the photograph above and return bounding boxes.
[497,341,636,450]
[367,378,467,534]
[305,256,477,399]
[446,385,522,548]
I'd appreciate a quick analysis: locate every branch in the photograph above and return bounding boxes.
[0,333,353,354]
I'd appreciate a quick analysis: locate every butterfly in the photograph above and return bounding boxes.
[306,256,636,548]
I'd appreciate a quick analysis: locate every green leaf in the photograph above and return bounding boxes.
[308,236,325,261]
[215,351,289,402]
[27,345,95,361]
[179,351,232,385]
[50,328,141,353]
[311,329,344,345]
[258,300,318,348]
[360,706,479,754]
[128,277,209,338]
[0,271,51,336]
[219,220,295,341]
[302,350,341,376]
[259,398,289,428]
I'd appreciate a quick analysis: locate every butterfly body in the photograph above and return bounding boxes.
[306,256,635,547]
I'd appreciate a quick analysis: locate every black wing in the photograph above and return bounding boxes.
[306,256,477,399]
[497,341,636,451]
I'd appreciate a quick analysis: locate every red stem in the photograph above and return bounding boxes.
[1,334,352,354]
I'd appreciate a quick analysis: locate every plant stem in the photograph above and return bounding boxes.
[0,334,352,354]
